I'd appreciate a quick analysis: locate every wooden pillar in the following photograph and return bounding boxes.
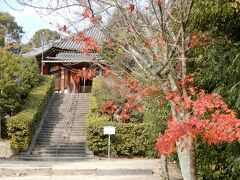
[61,68,65,93]
[67,70,70,93]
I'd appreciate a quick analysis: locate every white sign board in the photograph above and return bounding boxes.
[104,126,116,135]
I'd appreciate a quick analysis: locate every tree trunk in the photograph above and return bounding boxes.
[160,154,169,180]
[177,137,197,180]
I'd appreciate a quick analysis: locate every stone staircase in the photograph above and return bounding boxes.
[23,93,92,160]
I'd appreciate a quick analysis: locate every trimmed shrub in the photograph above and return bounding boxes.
[86,77,159,157]
[7,76,54,152]
[86,114,156,157]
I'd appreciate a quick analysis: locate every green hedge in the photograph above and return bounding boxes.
[86,113,157,157]
[86,92,158,157]
[7,76,54,152]
[86,77,159,157]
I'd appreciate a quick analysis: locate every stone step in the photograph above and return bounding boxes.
[40,124,86,127]
[34,146,86,149]
[40,127,85,130]
[40,128,85,131]
[39,128,86,132]
[54,94,91,97]
[49,109,89,112]
[36,138,86,142]
[30,93,91,159]
[37,134,86,137]
[54,95,90,97]
[41,125,85,129]
[35,142,86,146]
[43,118,87,121]
[32,149,86,155]
[36,136,86,140]
[50,104,90,108]
[34,144,86,149]
[32,148,86,153]
[49,107,89,110]
[27,154,93,159]
[42,120,86,123]
[19,155,92,161]
[42,121,86,124]
[45,114,87,117]
[37,135,86,143]
[49,106,90,109]
[34,143,86,147]
[52,100,90,103]
[47,111,89,115]
[48,109,89,112]
[53,98,90,100]
[36,136,86,139]
[43,121,85,124]
[47,112,88,115]
[52,102,89,105]
[42,122,85,124]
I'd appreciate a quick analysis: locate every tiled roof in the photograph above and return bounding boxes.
[55,26,105,50]
[44,52,101,63]
[23,26,105,57]
[22,44,53,57]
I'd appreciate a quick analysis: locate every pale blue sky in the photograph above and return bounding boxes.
[0,0,60,43]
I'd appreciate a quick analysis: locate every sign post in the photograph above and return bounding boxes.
[103,126,116,159]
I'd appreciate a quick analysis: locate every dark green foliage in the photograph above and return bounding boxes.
[191,0,240,41]
[32,29,60,48]
[1,117,8,138]
[7,76,54,152]
[189,2,240,178]
[0,49,40,115]
[0,12,23,47]
[188,38,240,180]
[143,97,169,157]
[188,38,240,116]
[196,141,240,179]
[86,110,157,157]
[143,98,169,135]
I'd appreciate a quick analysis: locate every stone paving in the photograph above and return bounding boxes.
[0,158,183,180]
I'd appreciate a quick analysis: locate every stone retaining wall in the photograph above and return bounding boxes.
[0,140,14,158]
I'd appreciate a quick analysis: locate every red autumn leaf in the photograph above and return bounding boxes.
[63,25,67,32]
[127,27,132,33]
[91,16,101,24]
[144,39,150,47]
[101,101,118,115]
[81,47,90,56]
[84,37,97,48]
[78,32,85,39]
[120,113,131,122]
[136,105,143,112]
[71,73,80,83]
[129,4,135,13]
[159,102,164,108]
[159,35,165,41]
[83,8,91,19]
[157,0,162,6]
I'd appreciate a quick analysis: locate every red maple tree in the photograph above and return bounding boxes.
[156,75,240,155]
